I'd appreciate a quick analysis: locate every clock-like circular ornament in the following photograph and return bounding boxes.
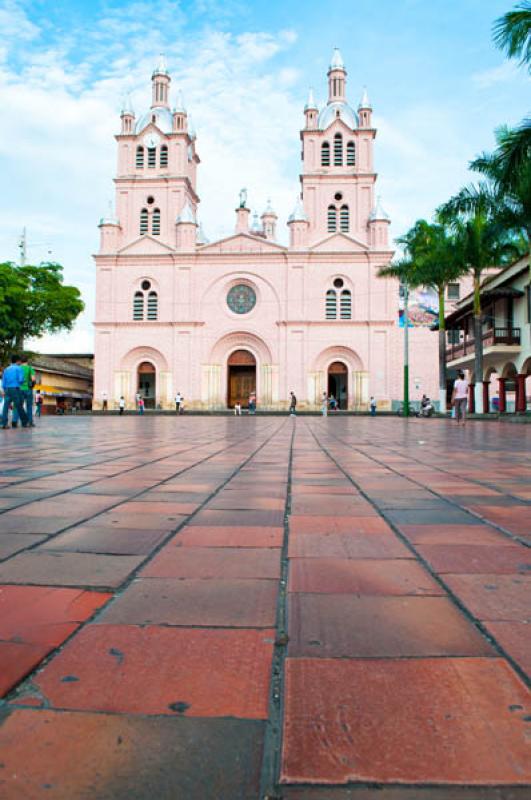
[227,284,256,315]
[143,133,160,148]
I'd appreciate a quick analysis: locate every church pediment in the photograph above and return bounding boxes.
[118,235,175,255]
[310,232,369,252]
[198,233,286,254]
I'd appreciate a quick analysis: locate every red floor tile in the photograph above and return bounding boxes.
[24,624,274,718]
[288,594,493,658]
[141,546,281,579]
[444,574,530,621]
[0,641,49,696]
[290,516,389,535]
[0,709,265,800]
[289,558,442,595]
[98,578,278,627]
[288,532,411,559]
[399,524,514,545]
[177,525,283,548]
[0,552,143,588]
[281,658,531,784]
[417,544,530,574]
[41,526,169,555]
[190,509,285,526]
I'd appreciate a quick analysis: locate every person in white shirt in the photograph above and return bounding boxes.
[451,370,469,426]
[119,396,125,415]
[175,392,182,413]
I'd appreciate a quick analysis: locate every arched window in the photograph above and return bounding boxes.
[340,289,352,319]
[147,147,156,168]
[334,133,343,166]
[326,289,337,319]
[321,142,330,167]
[147,291,158,320]
[160,145,168,167]
[133,291,144,320]
[327,205,337,232]
[347,141,356,165]
[140,208,148,235]
[136,146,144,168]
[340,205,349,232]
[152,208,160,235]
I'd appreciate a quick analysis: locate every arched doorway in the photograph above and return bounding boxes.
[137,361,156,408]
[227,349,256,408]
[328,361,348,410]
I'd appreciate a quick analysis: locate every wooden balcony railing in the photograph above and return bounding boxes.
[446,327,521,361]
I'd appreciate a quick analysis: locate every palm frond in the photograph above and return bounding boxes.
[493,1,531,68]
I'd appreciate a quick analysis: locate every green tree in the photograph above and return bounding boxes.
[493,1,531,68]
[438,186,520,411]
[379,220,467,413]
[491,3,531,186]
[0,261,84,364]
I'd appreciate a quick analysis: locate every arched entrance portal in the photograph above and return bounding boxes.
[137,361,156,408]
[227,349,256,408]
[328,361,348,409]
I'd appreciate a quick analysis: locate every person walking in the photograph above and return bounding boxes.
[119,396,125,415]
[234,402,242,416]
[175,392,182,413]
[248,392,256,415]
[35,391,43,417]
[451,370,469,426]
[138,396,145,415]
[370,396,377,417]
[102,391,108,412]
[289,391,297,417]
[321,391,328,417]
[1,355,29,429]
[17,355,36,427]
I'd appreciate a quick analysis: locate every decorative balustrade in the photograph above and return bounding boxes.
[446,327,521,360]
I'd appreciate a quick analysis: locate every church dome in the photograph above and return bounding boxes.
[318,100,358,130]
[135,105,174,134]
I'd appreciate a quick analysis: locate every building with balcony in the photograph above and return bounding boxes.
[445,256,531,413]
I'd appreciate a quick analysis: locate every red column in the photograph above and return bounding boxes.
[468,382,475,414]
[482,381,490,413]
[516,374,526,413]
[498,378,506,413]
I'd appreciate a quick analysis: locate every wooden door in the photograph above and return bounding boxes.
[228,367,255,408]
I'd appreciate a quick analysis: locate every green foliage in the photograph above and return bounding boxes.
[493,1,531,69]
[0,261,84,364]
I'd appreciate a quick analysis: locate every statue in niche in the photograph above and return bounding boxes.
[239,188,247,208]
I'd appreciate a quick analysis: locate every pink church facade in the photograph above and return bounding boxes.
[94,51,440,411]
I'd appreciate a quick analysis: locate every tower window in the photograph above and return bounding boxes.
[140,208,148,235]
[447,283,460,300]
[147,147,156,168]
[147,291,158,320]
[136,146,144,168]
[340,289,352,319]
[347,141,356,165]
[160,145,168,167]
[327,205,337,232]
[326,289,337,320]
[133,291,144,320]
[152,208,160,236]
[321,142,330,167]
[340,205,349,232]
[334,133,343,166]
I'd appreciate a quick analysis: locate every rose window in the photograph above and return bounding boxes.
[227,284,256,314]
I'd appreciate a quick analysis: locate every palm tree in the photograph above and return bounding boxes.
[380,221,467,413]
[493,1,531,69]
[491,3,531,187]
[438,185,521,412]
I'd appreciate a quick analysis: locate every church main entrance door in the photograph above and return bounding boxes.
[227,349,256,408]
[138,361,156,409]
[328,361,348,410]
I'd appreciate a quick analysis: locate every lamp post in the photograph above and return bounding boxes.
[403,281,410,417]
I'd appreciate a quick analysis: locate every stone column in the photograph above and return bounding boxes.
[261,365,273,408]
[359,371,370,411]
[498,378,506,413]
[159,371,172,409]
[468,382,475,414]
[113,371,131,409]
[482,381,490,414]
[516,374,526,413]
[201,365,222,409]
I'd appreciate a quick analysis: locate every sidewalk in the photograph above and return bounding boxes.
[0,416,529,799]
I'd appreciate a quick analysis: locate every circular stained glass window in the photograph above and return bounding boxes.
[227,284,256,314]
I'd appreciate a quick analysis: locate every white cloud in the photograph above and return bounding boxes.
[471,61,523,89]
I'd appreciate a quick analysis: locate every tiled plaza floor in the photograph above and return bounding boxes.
[0,415,529,799]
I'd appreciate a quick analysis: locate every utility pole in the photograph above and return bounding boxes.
[403,282,410,417]
[18,227,27,266]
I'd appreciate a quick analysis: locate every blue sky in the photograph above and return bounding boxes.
[0,0,528,351]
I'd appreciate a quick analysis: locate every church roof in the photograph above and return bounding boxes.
[318,100,358,130]
[329,48,345,71]
[135,105,173,134]
[176,200,196,224]
[288,196,308,223]
[369,196,390,222]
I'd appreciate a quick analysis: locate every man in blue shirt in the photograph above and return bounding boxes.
[1,355,29,429]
